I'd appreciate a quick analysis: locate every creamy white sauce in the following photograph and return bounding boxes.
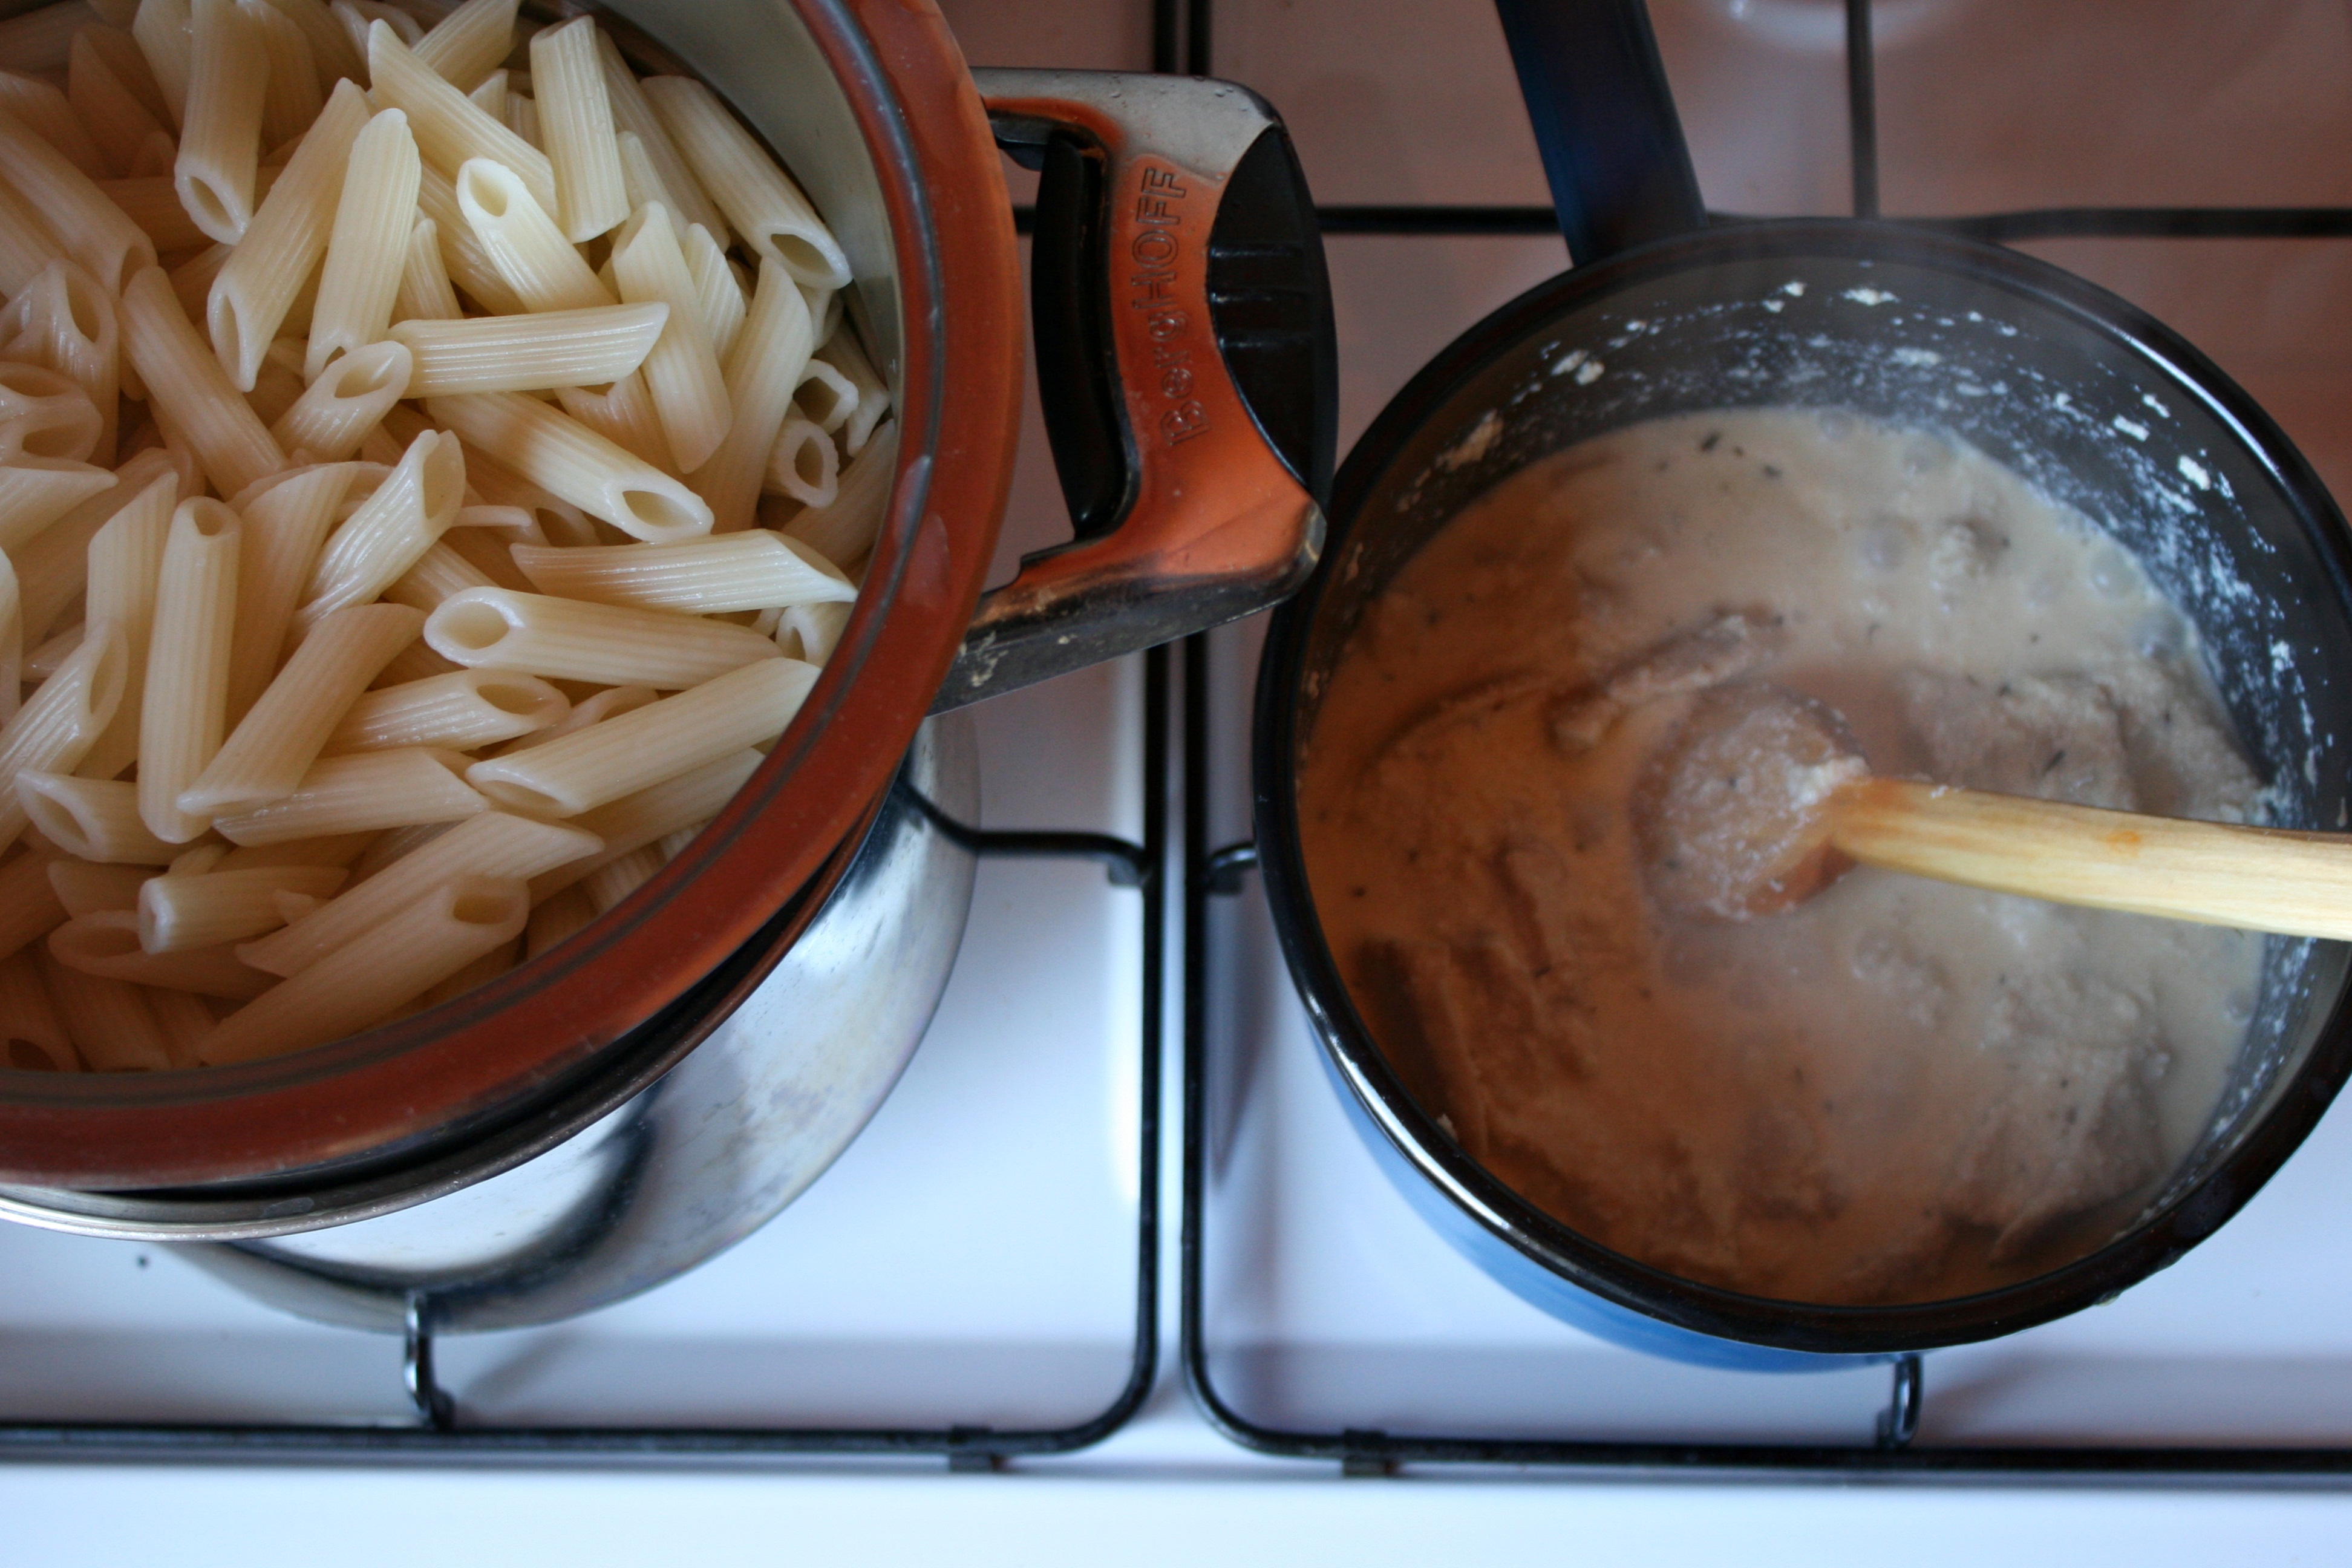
[1302,407,2264,1305]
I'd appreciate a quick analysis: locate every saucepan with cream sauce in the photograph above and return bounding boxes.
[1250,0,2352,1366]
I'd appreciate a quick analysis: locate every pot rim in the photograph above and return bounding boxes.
[1253,216,2352,1356]
[0,0,1024,1191]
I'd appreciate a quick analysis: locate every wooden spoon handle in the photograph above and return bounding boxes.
[1824,776,2352,940]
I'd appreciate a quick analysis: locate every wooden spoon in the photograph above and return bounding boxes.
[1634,681,2352,938]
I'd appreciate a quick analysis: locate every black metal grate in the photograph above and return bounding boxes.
[1174,0,2352,1482]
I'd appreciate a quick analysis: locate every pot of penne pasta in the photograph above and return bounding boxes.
[0,0,1333,1330]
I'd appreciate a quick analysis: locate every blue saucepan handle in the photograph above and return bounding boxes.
[1492,0,1708,264]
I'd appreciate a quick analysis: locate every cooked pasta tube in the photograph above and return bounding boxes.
[0,626,128,852]
[641,74,848,289]
[0,261,119,465]
[465,67,505,118]
[27,622,84,679]
[211,744,486,845]
[678,220,745,362]
[242,0,321,151]
[383,538,493,610]
[423,586,781,690]
[512,529,855,615]
[529,15,623,243]
[48,858,152,916]
[298,427,465,623]
[370,635,458,688]
[15,451,179,648]
[367,21,556,211]
[0,67,109,179]
[0,554,17,727]
[764,416,837,508]
[792,356,857,437]
[580,840,659,914]
[36,944,170,1068]
[70,28,169,177]
[168,843,228,877]
[0,458,116,553]
[270,339,411,462]
[817,332,889,456]
[394,216,462,323]
[780,417,893,565]
[16,773,180,864]
[524,880,590,957]
[454,155,611,314]
[466,655,812,818]
[139,861,345,950]
[174,0,267,243]
[223,461,358,722]
[201,872,527,1063]
[592,27,722,242]
[527,745,757,898]
[214,828,374,872]
[48,909,274,998]
[423,390,711,542]
[326,668,564,753]
[613,129,671,224]
[692,260,811,533]
[240,807,595,975]
[781,599,849,667]
[0,178,67,299]
[416,931,516,1007]
[253,0,356,85]
[335,0,419,54]
[206,76,367,390]
[0,363,101,465]
[411,157,525,317]
[391,301,667,397]
[137,497,240,842]
[495,680,651,755]
[133,0,192,126]
[345,818,449,883]
[144,982,214,1067]
[0,102,157,293]
[550,373,668,471]
[609,201,728,472]
[412,0,515,90]
[122,266,287,497]
[68,469,172,782]
[305,106,420,380]
[181,600,422,815]
[0,844,70,962]
[0,948,76,1071]
[462,447,596,547]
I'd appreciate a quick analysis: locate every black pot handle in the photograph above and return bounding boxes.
[936,70,1338,711]
[1492,0,1707,264]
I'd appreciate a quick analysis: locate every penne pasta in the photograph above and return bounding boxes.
[592,28,722,241]
[410,155,524,316]
[136,497,239,842]
[612,128,670,222]
[214,826,371,871]
[368,632,456,687]
[681,220,744,362]
[139,861,345,949]
[73,22,173,132]
[200,872,526,1063]
[524,880,589,956]
[0,100,157,293]
[528,15,622,243]
[452,155,609,313]
[511,529,855,616]
[27,622,85,679]
[241,0,321,151]
[132,0,192,129]
[494,679,650,756]
[211,743,485,844]
[818,329,890,455]
[174,0,268,242]
[392,214,460,322]
[0,462,114,557]
[365,19,555,212]
[0,554,17,727]
[0,261,122,465]
[764,416,837,508]
[690,258,810,532]
[0,841,71,962]
[382,536,491,609]
[464,65,503,119]
[641,74,849,288]
[205,74,365,389]
[423,584,780,690]
[460,443,594,546]
[69,466,173,782]
[298,426,463,622]
[580,840,659,913]
[0,624,128,852]
[0,947,76,1071]
[781,598,850,667]
[0,67,110,179]
[609,201,728,472]
[0,178,68,299]
[0,1,103,76]
[550,371,667,472]
[305,105,420,380]
[0,365,95,466]
[50,857,153,915]
[410,0,514,92]
[423,390,710,542]
[145,982,215,1067]
[15,451,178,649]
[780,417,894,565]
[390,301,665,397]
[325,667,564,753]
[464,653,814,818]
[792,354,857,437]
[122,264,287,495]
[252,0,356,88]
[270,338,410,461]
[222,460,356,721]
[240,806,593,974]
[48,909,274,998]
[180,599,420,814]
[37,943,171,1067]
[526,744,756,898]
[15,771,180,863]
